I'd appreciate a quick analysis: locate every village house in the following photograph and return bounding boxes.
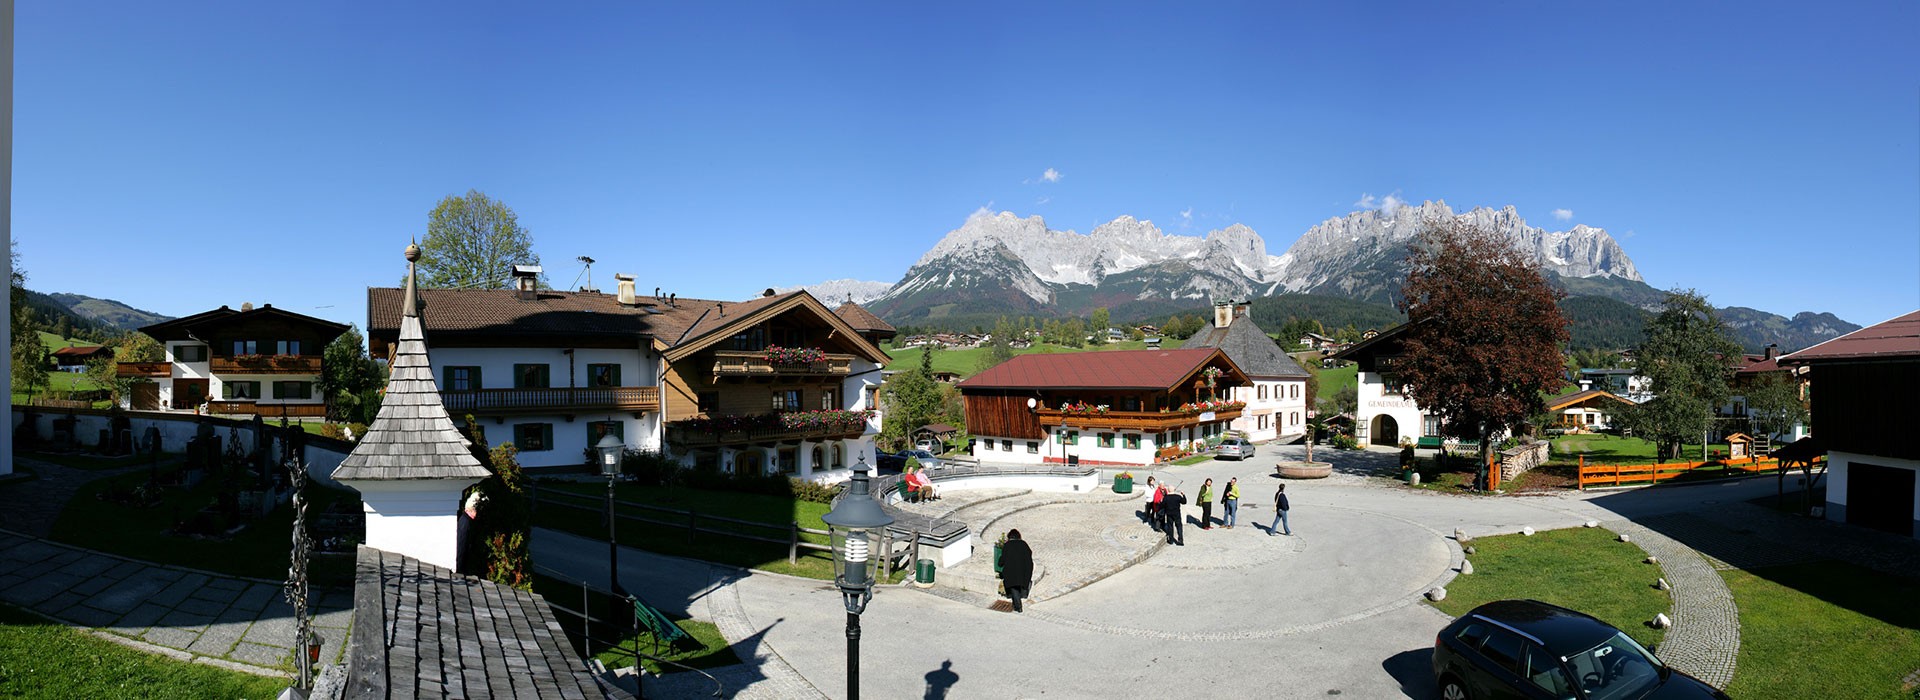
[367,269,892,478]
[1718,343,1812,443]
[116,304,347,418]
[1184,299,1311,443]
[1779,309,1920,539]
[1577,367,1654,403]
[1297,331,1341,352]
[957,348,1249,467]
[51,344,112,372]
[1329,322,1455,447]
[1544,388,1634,433]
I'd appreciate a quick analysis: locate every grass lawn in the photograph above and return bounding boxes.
[1428,527,1669,651]
[1310,363,1356,404]
[11,369,108,406]
[0,603,288,699]
[1548,434,1732,466]
[529,573,741,676]
[1169,454,1215,466]
[1722,562,1920,700]
[533,481,844,580]
[51,467,361,586]
[883,339,1186,377]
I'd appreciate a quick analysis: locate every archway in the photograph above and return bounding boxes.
[1370,415,1400,446]
[734,450,762,475]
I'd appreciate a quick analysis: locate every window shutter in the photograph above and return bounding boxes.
[222,383,234,399]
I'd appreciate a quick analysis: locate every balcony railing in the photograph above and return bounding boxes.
[711,350,854,377]
[439,386,660,414]
[117,361,170,378]
[665,422,868,447]
[1035,405,1244,432]
[210,401,328,418]
[211,355,322,374]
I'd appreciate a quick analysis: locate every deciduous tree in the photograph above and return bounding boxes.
[1744,372,1809,442]
[319,325,384,422]
[1089,308,1110,345]
[1395,218,1570,489]
[977,317,1016,374]
[418,190,541,289]
[1615,290,1742,460]
[12,320,48,401]
[881,347,944,450]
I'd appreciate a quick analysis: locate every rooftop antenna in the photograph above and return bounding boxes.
[573,256,597,292]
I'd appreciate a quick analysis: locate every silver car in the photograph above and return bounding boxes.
[1216,438,1256,460]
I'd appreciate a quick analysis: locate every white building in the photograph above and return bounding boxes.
[1183,299,1311,443]
[117,305,347,420]
[1331,323,1440,447]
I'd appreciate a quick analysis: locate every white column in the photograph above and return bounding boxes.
[758,446,779,476]
[797,440,816,479]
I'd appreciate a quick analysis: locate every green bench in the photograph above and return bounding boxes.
[631,594,695,656]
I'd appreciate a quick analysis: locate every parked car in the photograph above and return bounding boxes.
[876,449,943,471]
[914,438,946,454]
[1433,599,1727,700]
[1215,437,1256,460]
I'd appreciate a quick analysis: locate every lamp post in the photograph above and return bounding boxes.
[594,432,625,596]
[821,457,894,700]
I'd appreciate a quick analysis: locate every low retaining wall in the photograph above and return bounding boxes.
[1498,440,1551,482]
[11,406,353,489]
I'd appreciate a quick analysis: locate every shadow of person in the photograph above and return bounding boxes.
[1382,647,1435,699]
[924,659,960,699]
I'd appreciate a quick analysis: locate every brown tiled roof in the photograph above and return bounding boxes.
[337,274,491,482]
[834,301,894,333]
[140,304,348,343]
[51,345,111,358]
[367,288,667,341]
[1545,388,1633,412]
[958,348,1241,390]
[1780,309,1920,364]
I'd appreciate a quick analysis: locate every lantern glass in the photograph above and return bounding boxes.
[830,525,877,590]
[594,433,624,477]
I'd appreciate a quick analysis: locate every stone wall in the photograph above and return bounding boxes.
[11,406,353,489]
[1499,439,1551,482]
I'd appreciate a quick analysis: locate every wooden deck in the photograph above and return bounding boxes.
[1035,406,1244,432]
[115,362,170,378]
[710,351,854,378]
[209,401,328,418]
[439,386,660,414]
[211,356,322,374]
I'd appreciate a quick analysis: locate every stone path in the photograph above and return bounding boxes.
[0,528,348,677]
[0,455,148,536]
[1602,519,1740,689]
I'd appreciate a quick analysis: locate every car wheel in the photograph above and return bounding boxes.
[1436,675,1470,700]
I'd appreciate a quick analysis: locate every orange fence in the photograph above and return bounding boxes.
[1576,455,1821,489]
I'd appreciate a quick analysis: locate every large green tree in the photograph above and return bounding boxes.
[1089,308,1110,345]
[319,325,385,423]
[418,190,541,289]
[12,320,48,402]
[1744,371,1809,443]
[977,316,1016,374]
[1395,218,1570,489]
[1615,290,1743,460]
[881,347,945,450]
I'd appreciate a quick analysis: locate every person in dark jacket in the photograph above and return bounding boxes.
[998,529,1035,612]
[1268,483,1292,536]
[1160,488,1188,545]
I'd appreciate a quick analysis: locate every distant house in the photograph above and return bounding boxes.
[957,348,1248,467]
[118,304,348,417]
[1298,332,1340,351]
[1545,388,1633,432]
[1779,309,1920,539]
[931,371,963,383]
[52,345,112,372]
[1185,299,1311,442]
[1719,344,1811,443]
[1577,368,1654,403]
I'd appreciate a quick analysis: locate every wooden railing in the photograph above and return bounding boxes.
[211,356,322,374]
[710,350,854,377]
[1576,455,1815,489]
[665,422,867,447]
[208,401,328,418]
[439,386,660,414]
[1035,406,1244,432]
[116,362,170,378]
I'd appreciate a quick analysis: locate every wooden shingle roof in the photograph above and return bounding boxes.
[1184,318,1310,379]
[335,268,491,482]
[834,301,894,333]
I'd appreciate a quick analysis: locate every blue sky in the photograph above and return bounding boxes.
[15,2,1919,329]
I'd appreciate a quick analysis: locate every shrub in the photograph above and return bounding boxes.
[788,478,841,504]
[620,449,682,486]
[318,422,348,441]
[1330,434,1360,450]
[903,457,923,473]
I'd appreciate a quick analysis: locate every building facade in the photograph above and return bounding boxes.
[958,348,1249,467]
[1183,299,1311,443]
[118,305,347,418]
[1780,310,1920,539]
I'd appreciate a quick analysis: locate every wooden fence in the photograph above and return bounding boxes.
[1576,455,1820,489]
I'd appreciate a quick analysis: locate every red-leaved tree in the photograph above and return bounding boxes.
[1396,217,1570,489]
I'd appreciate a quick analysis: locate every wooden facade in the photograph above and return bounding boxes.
[964,392,1046,440]
[1808,360,1920,461]
[440,386,660,415]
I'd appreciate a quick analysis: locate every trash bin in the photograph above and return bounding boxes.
[915,559,936,586]
[1113,475,1134,493]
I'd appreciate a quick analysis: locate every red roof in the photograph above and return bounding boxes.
[52,345,112,359]
[1780,309,1920,364]
[957,349,1238,390]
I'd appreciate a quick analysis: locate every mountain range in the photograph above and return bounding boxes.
[48,293,173,331]
[844,201,1857,352]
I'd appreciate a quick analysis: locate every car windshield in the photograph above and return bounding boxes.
[1563,633,1663,700]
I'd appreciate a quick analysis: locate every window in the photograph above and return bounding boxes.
[1477,629,1526,674]
[446,366,482,391]
[772,389,802,412]
[232,340,258,356]
[514,364,550,389]
[1524,644,1574,696]
[174,345,207,363]
[1026,441,1039,453]
[982,440,994,451]
[1120,396,1141,411]
[276,340,302,356]
[730,327,767,351]
[514,423,553,451]
[1062,430,1079,445]
[272,381,312,399]
[697,391,719,414]
[1098,432,1115,448]
[587,420,624,446]
[1001,439,1012,451]
[1292,412,1301,426]
[864,387,879,410]
[772,327,804,347]
[831,443,844,467]
[1123,434,1140,450]
[1454,622,1490,649]
[1258,385,1268,400]
[587,363,621,387]
[1290,384,1299,400]
[1424,415,1443,438]
[222,381,261,400]
[821,388,839,410]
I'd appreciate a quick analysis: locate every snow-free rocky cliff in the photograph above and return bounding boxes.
[867,200,1641,318]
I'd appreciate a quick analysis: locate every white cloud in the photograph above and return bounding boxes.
[1042,167,1062,183]
[1181,207,1194,222]
[1035,196,1052,205]
[1354,191,1406,213]
[1552,208,1574,221]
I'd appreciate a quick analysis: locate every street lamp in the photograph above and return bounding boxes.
[594,432,625,596]
[821,456,894,700]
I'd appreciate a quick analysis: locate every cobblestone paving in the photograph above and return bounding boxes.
[940,489,1157,601]
[1603,520,1738,689]
[0,456,144,537]
[0,528,348,677]
[1635,512,1823,571]
[888,487,1027,520]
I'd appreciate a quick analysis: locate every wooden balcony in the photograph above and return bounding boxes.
[439,386,660,415]
[117,361,170,378]
[1035,406,1244,432]
[711,351,854,378]
[665,422,867,448]
[211,356,322,374]
[209,401,328,418]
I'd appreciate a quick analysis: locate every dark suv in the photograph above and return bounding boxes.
[1432,599,1728,700]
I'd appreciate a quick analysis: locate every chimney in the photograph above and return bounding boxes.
[1214,300,1233,329]
[1234,299,1250,320]
[1764,343,1778,361]
[511,265,542,301]
[615,274,637,306]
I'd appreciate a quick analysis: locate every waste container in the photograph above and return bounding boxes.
[915,559,936,586]
[1113,475,1134,493]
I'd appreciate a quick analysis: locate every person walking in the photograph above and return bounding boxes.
[1221,477,1241,528]
[1144,476,1163,531]
[998,529,1034,612]
[1197,478,1215,530]
[1269,483,1292,536]
[1160,488,1188,545]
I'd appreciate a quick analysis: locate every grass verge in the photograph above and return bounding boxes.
[1721,562,1920,700]
[0,603,288,699]
[533,482,840,580]
[1169,454,1215,466]
[1427,527,1669,651]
